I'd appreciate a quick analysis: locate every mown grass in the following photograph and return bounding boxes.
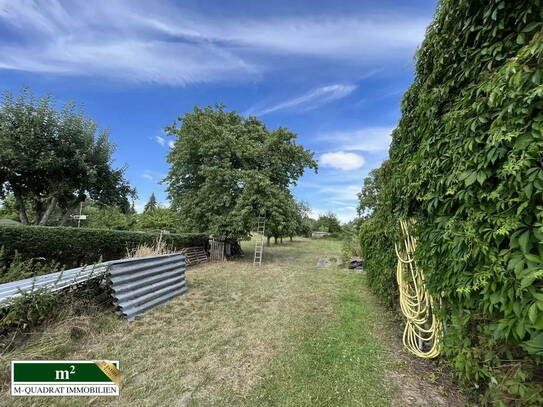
[0,237,454,406]
[237,273,391,407]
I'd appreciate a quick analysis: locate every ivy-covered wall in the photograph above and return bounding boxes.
[359,1,543,404]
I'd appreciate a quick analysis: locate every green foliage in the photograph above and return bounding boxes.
[0,249,63,284]
[340,219,362,262]
[296,201,314,238]
[314,212,342,233]
[0,288,60,333]
[83,205,136,230]
[357,168,383,219]
[0,225,207,267]
[359,1,543,404]
[0,87,135,226]
[165,104,317,241]
[136,207,183,232]
[143,193,158,212]
[0,279,110,341]
[0,195,19,221]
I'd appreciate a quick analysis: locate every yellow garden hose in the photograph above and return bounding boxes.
[395,219,442,358]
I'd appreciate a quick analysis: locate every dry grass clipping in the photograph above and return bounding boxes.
[126,232,175,258]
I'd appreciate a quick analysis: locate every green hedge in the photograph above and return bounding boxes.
[0,225,208,267]
[360,1,543,405]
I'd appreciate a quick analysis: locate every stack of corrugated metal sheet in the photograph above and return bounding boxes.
[0,253,188,320]
[108,253,187,320]
[0,263,109,307]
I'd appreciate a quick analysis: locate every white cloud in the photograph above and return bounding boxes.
[319,126,394,152]
[320,151,365,171]
[0,1,254,85]
[248,84,356,116]
[0,1,429,85]
[141,170,166,182]
[217,17,426,60]
[155,135,174,148]
[155,136,166,147]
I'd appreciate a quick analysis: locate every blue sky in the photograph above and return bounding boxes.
[0,0,436,222]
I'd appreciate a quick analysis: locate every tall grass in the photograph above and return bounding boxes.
[126,232,175,258]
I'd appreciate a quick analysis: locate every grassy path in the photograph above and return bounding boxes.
[1,238,461,406]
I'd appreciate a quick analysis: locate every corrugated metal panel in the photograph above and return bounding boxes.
[108,253,187,320]
[0,263,109,307]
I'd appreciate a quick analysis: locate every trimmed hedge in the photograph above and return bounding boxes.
[0,225,208,267]
[359,1,543,405]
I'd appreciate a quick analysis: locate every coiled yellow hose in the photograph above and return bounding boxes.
[395,219,442,358]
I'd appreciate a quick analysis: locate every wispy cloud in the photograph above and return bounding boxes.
[319,126,394,152]
[248,84,356,116]
[0,1,429,85]
[320,151,364,171]
[155,136,167,147]
[307,184,362,223]
[155,135,175,148]
[0,0,254,85]
[141,170,166,182]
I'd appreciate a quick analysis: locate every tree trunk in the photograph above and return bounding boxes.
[267,236,271,246]
[290,236,293,242]
[280,236,283,244]
[274,236,278,244]
[59,209,72,226]
[13,190,29,225]
[38,196,58,226]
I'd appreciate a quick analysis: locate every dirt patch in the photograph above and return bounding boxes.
[370,303,467,406]
[316,255,343,267]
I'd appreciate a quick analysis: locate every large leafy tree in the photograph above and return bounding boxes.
[0,88,135,225]
[165,104,317,242]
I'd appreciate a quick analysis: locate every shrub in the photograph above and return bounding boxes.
[0,249,63,284]
[359,1,543,404]
[0,289,60,333]
[0,225,208,267]
[0,279,112,351]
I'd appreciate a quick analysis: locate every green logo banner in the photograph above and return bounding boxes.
[11,361,120,397]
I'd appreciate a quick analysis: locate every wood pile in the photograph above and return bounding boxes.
[179,247,208,266]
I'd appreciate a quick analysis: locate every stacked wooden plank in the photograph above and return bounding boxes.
[209,239,225,262]
[179,247,208,266]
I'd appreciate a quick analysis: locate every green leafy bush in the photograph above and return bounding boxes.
[0,288,60,333]
[0,225,208,267]
[0,249,63,284]
[359,1,543,404]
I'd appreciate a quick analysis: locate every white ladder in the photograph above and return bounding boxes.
[253,216,266,266]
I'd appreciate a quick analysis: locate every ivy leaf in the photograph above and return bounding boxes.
[476,171,487,185]
[522,22,540,32]
[520,332,543,355]
[529,303,538,324]
[521,272,541,289]
[525,253,542,263]
[519,230,530,254]
[465,172,477,186]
